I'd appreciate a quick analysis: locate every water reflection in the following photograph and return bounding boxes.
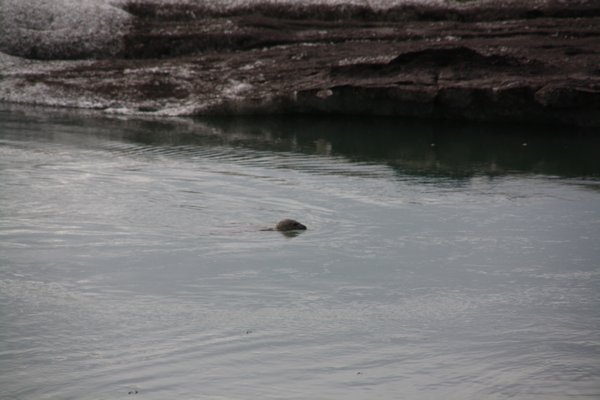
[2,104,599,178]
[200,116,600,178]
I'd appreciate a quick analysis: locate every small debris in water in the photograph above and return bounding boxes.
[128,389,138,395]
[246,330,253,334]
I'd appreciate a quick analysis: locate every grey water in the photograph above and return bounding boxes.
[1,104,599,400]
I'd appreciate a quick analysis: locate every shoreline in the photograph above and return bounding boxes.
[1,0,599,127]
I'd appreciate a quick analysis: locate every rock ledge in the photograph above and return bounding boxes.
[1,0,599,126]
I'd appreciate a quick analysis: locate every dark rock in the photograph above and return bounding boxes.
[535,85,600,109]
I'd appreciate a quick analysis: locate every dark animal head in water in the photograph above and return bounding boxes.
[276,219,307,231]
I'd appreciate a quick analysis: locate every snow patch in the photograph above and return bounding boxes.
[223,80,254,98]
[0,0,131,60]
[337,55,396,66]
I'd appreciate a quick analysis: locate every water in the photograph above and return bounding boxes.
[1,104,599,399]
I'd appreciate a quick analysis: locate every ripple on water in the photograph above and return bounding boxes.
[2,108,600,399]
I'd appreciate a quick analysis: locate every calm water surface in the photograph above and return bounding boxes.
[1,105,599,399]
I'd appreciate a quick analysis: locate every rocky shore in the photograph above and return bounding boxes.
[1,0,599,126]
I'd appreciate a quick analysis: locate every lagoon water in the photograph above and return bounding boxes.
[1,105,599,399]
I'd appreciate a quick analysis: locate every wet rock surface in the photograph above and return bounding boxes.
[1,0,599,126]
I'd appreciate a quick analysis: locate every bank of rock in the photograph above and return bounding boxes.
[0,0,599,126]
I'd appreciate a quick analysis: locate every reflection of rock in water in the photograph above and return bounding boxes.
[314,138,332,155]
[3,102,598,177]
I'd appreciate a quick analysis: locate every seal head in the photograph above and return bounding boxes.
[276,219,307,232]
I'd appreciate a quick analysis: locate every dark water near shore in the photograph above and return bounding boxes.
[1,105,599,399]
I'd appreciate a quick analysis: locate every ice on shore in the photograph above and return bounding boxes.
[0,0,130,60]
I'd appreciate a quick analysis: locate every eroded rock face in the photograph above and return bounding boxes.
[0,0,599,126]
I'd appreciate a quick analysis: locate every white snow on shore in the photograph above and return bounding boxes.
[0,0,130,59]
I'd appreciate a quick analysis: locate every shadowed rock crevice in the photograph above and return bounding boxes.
[331,47,552,82]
